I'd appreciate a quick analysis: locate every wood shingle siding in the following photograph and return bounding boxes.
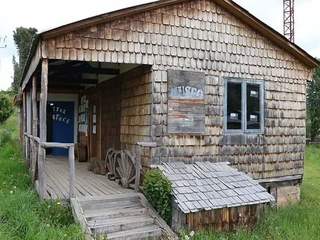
[23,0,316,185]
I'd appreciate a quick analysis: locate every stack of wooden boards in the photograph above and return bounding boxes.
[71,192,178,240]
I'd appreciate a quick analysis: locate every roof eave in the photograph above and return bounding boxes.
[20,35,41,88]
[20,0,319,87]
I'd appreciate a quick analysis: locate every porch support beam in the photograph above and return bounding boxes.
[22,91,27,159]
[31,75,38,179]
[32,75,38,138]
[38,58,48,198]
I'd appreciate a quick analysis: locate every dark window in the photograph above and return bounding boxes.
[227,82,242,130]
[225,79,264,133]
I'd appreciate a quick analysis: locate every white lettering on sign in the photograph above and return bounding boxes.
[170,85,204,99]
[51,106,71,125]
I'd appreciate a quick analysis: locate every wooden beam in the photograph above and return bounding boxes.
[21,43,42,91]
[134,145,141,192]
[30,76,38,174]
[41,142,74,149]
[49,64,120,75]
[38,58,48,199]
[40,59,48,142]
[22,91,26,157]
[32,76,38,137]
[68,145,76,198]
[49,78,98,85]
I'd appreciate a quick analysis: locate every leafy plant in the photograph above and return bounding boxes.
[12,27,37,93]
[307,66,320,141]
[0,92,13,124]
[143,169,172,224]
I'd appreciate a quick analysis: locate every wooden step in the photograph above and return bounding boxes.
[82,199,142,211]
[85,207,148,220]
[90,216,155,234]
[79,193,140,206]
[106,225,162,240]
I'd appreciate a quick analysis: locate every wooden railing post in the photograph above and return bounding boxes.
[135,142,157,192]
[38,145,46,198]
[31,75,38,172]
[68,145,75,198]
[30,138,33,171]
[38,59,48,200]
[135,145,142,192]
[24,135,27,160]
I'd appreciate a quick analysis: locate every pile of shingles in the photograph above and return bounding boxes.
[158,162,275,213]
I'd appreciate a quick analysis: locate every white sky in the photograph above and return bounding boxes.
[0,0,319,90]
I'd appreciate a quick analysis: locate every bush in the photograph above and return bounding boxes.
[0,129,13,148]
[143,169,172,224]
[0,92,13,124]
[307,66,320,140]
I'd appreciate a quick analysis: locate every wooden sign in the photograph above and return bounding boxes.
[167,70,205,134]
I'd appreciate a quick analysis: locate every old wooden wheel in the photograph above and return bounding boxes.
[105,148,120,179]
[115,150,136,188]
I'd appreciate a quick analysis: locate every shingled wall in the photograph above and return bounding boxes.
[42,0,313,181]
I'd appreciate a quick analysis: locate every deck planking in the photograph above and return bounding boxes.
[44,156,132,200]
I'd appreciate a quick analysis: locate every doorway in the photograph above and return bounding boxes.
[47,101,75,156]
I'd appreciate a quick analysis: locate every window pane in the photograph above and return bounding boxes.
[247,84,261,130]
[227,82,242,130]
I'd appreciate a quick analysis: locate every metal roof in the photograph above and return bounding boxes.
[158,161,275,213]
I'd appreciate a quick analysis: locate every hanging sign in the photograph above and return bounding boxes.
[167,70,205,134]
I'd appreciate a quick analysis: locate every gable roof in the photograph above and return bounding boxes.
[158,162,275,213]
[21,0,319,87]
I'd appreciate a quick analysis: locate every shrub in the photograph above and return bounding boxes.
[143,169,172,224]
[0,129,13,147]
[307,66,320,140]
[0,92,13,124]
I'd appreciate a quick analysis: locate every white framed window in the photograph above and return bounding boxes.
[224,79,264,134]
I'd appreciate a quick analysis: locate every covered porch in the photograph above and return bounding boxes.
[42,156,133,200]
[21,54,154,200]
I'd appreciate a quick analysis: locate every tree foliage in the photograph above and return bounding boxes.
[307,66,320,140]
[12,27,37,93]
[0,92,13,124]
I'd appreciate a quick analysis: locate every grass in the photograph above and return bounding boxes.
[183,145,320,240]
[1,113,320,240]
[0,113,84,240]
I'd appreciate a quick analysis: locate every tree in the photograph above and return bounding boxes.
[0,92,13,124]
[12,27,37,93]
[307,66,320,141]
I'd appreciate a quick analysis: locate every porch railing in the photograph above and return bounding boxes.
[24,133,75,199]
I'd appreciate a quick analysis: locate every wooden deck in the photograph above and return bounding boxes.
[42,156,133,200]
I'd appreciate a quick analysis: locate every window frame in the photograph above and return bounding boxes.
[224,78,264,134]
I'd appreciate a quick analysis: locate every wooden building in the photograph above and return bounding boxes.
[19,0,318,234]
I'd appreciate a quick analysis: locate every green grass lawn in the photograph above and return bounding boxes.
[1,113,320,240]
[0,113,84,240]
[185,145,320,240]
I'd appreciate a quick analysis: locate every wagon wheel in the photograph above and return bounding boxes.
[105,148,120,179]
[115,150,136,188]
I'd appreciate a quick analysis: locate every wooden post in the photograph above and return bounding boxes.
[135,144,141,192]
[32,75,38,138]
[38,145,46,198]
[22,91,26,158]
[31,76,38,174]
[38,59,48,199]
[68,145,76,198]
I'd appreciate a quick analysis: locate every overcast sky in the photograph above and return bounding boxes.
[0,0,319,90]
